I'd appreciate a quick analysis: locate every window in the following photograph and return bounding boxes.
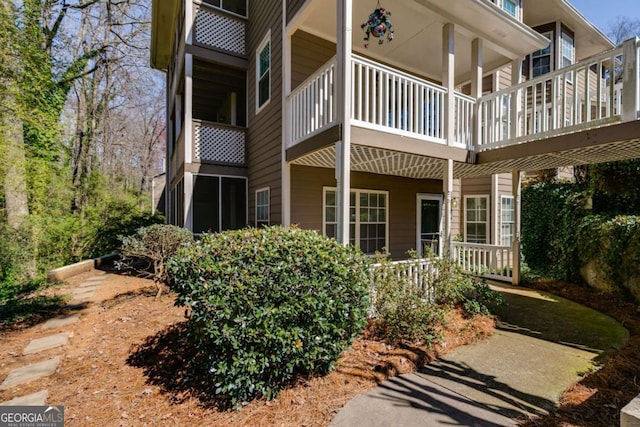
[256,32,270,112]
[561,29,575,82]
[464,196,489,244]
[492,0,521,19]
[256,187,270,227]
[501,196,515,246]
[192,175,247,234]
[502,0,518,17]
[532,32,552,78]
[324,188,388,255]
[201,0,247,17]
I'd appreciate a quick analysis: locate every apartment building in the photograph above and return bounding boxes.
[150,0,640,283]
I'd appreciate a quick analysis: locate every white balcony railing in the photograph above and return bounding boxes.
[192,120,246,165]
[451,242,513,281]
[289,54,474,148]
[351,56,447,143]
[290,57,336,146]
[477,44,629,150]
[193,2,246,56]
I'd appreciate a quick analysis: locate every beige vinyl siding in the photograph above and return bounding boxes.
[247,0,282,225]
[461,176,492,243]
[291,31,334,90]
[290,165,442,259]
[451,178,462,239]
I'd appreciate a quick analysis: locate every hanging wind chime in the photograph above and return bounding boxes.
[361,1,394,48]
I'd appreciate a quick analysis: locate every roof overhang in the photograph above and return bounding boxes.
[523,0,615,60]
[150,0,180,70]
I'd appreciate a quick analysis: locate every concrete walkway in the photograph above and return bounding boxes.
[330,283,629,426]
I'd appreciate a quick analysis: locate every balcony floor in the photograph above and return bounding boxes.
[288,120,640,179]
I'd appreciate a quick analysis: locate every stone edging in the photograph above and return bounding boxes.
[46,253,118,282]
[622,394,640,427]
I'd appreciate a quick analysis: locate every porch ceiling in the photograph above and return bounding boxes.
[297,0,548,85]
[290,122,640,179]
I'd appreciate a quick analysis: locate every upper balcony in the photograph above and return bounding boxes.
[286,24,640,175]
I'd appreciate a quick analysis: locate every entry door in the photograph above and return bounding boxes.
[417,194,443,256]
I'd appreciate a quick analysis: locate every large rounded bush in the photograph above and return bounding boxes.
[168,226,370,407]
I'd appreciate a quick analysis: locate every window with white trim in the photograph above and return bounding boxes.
[531,32,552,78]
[491,0,521,19]
[256,187,270,227]
[464,195,489,244]
[324,188,388,255]
[256,32,270,112]
[501,196,515,246]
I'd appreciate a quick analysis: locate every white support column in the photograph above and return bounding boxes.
[336,0,352,245]
[442,23,455,146]
[511,169,522,285]
[184,49,194,231]
[443,159,453,252]
[281,5,292,227]
[622,37,640,122]
[511,58,523,139]
[491,174,499,245]
[471,38,483,150]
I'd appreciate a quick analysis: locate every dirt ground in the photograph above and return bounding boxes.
[0,269,494,427]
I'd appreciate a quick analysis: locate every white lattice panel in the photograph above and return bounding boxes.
[194,9,245,55]
[194,124,245,164]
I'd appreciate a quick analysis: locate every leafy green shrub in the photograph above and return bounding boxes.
[432,255,504,316]
[168,226,370,407]
[118,224,193,296]
[370,254,444,345]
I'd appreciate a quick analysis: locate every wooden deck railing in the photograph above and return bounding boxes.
[289,54,474,148]
[451,242,513,281]
[476,41,634,150]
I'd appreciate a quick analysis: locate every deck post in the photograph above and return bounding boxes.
[336,0,352,245]
[443,159,453,253]
[511,58,523,139]
[471,38,483,150]
[511,169,522,285]
[281,8,292,227]
[443,23,455,146]
[184,52,194,230]
[622,37,640,122]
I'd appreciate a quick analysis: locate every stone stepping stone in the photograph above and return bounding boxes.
[0,390,48,406]
[85,276,106,282]
[23,333,70,355]
[42,314,80,330]
[0,357,60,390]
[78,282,101,289]
[72,289,95,300]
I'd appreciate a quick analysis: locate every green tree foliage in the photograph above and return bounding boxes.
[0,1,163,302]
[168,226,370,408]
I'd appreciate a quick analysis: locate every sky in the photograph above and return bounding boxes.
[568,0,640,34]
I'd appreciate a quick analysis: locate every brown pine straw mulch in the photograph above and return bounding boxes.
[520,281,640,427]
[0,272,495,427]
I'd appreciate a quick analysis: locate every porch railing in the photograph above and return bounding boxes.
[477,44,628,150]
[370,258,438,312]
[290,56,336,146]
[289,54,474,148]
[192,1,246,57]
[351,56,447,143]
[192,120,246,165]
[451,242,513,281]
